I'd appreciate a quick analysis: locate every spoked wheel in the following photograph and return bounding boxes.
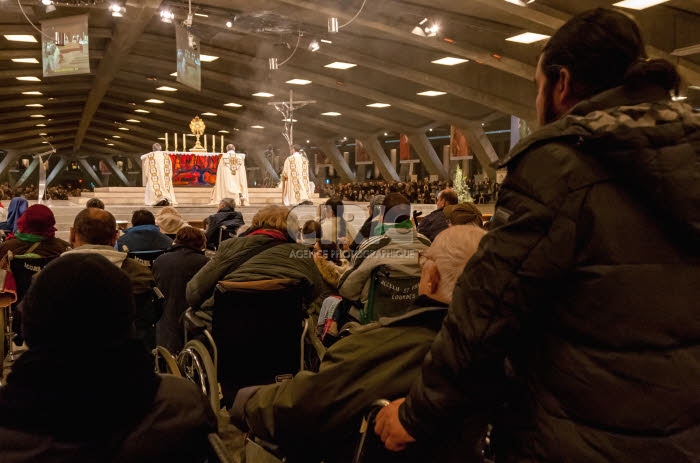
[177,339,219,412]
[153,346,182,376]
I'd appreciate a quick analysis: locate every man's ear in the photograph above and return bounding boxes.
[425,264,441,296]
[554,67,575,112]
[69,227,76,246]
[108,230,118,247]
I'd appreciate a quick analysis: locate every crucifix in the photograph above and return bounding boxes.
[268,90,315,155]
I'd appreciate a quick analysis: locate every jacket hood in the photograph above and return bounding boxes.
[62,245,128,267]
[501,84,700,241]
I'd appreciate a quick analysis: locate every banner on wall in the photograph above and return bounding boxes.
[355,139,373,165]
[399,133,419,163]
[176,25,201,91]
[315,150,333,167]
[42,14,90,77]
[450,125,472,160]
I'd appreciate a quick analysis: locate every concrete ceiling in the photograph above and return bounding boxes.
[1,0,699,158]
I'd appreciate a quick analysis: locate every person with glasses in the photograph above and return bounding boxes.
[416,188,458,241]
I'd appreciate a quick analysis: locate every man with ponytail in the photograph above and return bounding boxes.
[375,8,700,462]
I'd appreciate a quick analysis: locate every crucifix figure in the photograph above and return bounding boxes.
[270,90,316,206]
[268,90,315,156]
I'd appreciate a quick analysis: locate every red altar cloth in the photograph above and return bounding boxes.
[168,152,223,186]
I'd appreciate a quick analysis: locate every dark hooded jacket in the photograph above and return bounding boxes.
[205,207,245,249]
[399,84,700,462]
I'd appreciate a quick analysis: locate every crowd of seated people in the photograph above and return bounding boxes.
[318,176,501,205]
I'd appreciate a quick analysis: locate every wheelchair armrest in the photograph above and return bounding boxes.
[184,307,213,332]
[245,435,288,463]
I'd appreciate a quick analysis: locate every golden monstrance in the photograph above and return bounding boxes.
[189,115,207,152]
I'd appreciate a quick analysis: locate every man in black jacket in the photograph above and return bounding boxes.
[204,197,245,250]
[376,8,700,462]
[416,188,457,241]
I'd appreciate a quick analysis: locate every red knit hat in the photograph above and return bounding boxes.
[16,204,56,238]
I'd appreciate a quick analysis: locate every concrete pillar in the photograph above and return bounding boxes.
[406,133,448,179]
[462,127,498,180]
[359,137,400,181]
[316,141,355,182]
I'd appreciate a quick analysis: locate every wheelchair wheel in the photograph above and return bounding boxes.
[153,346,182,376]
[177,339,219,412]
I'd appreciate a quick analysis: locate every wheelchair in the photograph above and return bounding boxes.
[153,278,324,414]
[244,398,495,463]
[1,253,58,367]
[126,249,168,269]
[339,265,421,329]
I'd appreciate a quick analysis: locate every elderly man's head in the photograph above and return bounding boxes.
[418,225,485,303]
[71,207,118,247]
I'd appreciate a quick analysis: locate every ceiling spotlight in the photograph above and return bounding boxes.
[110,3,125,17]
[504,0,536,5]
[328,17,339,33]
[308,40,320,52]
[269,58,278,70]
[46,2,56,12]
[160,9,174,23]
[412,18,438,37]
[42,0,51,4]
[226,20,232,28]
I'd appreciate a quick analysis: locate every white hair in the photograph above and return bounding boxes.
[427,225,486,300]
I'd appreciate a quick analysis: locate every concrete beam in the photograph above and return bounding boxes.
[16,158,39,187]
[103,157,132,186]
[316,140,356,182]
[78,158,103,188]
[462,127,498,179]
[73,0,164,151]
[359,137,400,181]
[0,151,20,185]
[248,149,280,185]
[46,158,68,187]
[305,45,536,120]
[272,0,535,81]
[406,133,448,179]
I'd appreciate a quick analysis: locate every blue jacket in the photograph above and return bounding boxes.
[116,224,172,253]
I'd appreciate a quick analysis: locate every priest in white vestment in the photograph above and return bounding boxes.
[141,143,178,206]
[281,144,312,206]
[210,144,249,206]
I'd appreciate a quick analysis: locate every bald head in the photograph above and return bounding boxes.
[419,225,486,303]
[71,207,118,247]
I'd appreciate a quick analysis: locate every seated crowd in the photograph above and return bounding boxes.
[0,189,478,461]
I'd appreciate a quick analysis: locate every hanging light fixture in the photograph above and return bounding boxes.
[269,58,278,70]
[328,0,366,34]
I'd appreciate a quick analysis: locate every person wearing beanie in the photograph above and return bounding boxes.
[0,204,71,345]
[0,253,217,461]
[154,206,189,239]
[0,204,70,265]
[443,202,484,228]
